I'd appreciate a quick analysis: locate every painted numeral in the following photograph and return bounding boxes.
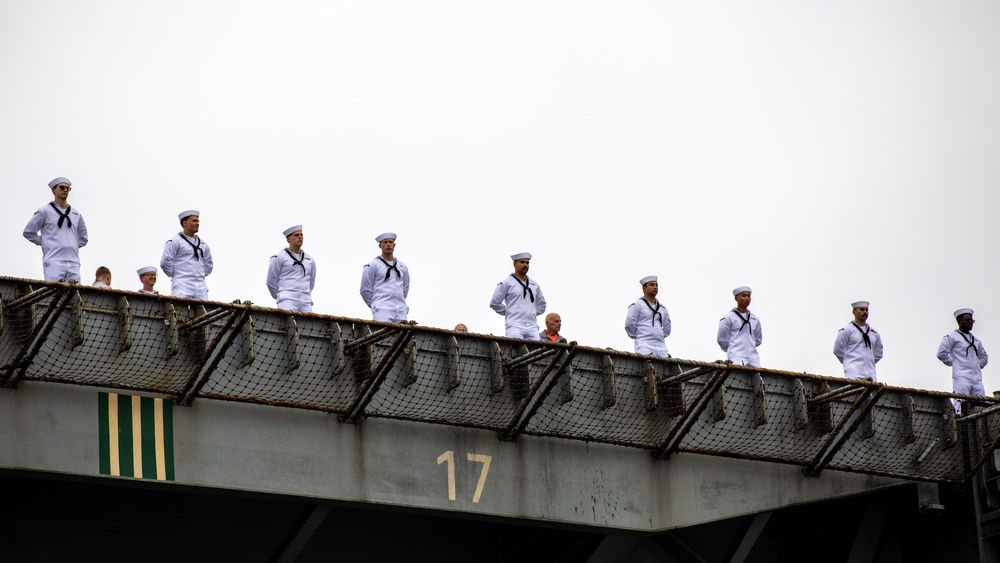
[437,450,493,503]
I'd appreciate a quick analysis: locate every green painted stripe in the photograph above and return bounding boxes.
[140,396,156,479]
[163,399,175,481]
[98,392,110,475]
[117,394,134,477]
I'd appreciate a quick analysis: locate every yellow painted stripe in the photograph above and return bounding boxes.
[154,399,166,480]
[132,395,143,479]
[109,393,120,476]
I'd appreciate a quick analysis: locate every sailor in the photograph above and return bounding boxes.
[22,177,89,282]
[833,300,883,381]
[539,312,567,343]
[267,225,317,313]
[490,252,546,340]
[359,232,410,322]
[624,276,672,357]
[92,266,112,288]
[937,308,988,401]
[716,286,763,367]
[160,210,214,299]
[136,266,159,294]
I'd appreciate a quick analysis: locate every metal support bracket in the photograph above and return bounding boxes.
[340,325,416,424]
[327,322,345,377]
[500,344,579,442]
[488,341,504,394]
[177,308,250,405]
[285,317,301,373]
[803,386,886,476]
[117,296,133,354]
[653,368,731,459]
[600,354,616,410]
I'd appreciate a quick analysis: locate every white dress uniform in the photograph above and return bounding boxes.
[360,256,410,322]
[624,297,672,357]
[490,274,546,340]
[833,322,883,381]
[937,330,988,396]
[267,248,317,313]
[160,233,214,299]
[23,198,89,283]
[717,309,763,367]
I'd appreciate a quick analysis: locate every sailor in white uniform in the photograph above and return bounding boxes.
[490,252,546,340]
[22,177,89,282]
[833,300,883,381]
[160,210,214,300]
[624,276,672,357]
[937,308,988,399]
[716,285,763,367]
[267,225,317,313]
[136,266,159,295]
[359,232,410,322]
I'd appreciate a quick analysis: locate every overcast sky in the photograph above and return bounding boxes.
[3,1,999,393]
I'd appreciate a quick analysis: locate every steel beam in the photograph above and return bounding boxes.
[178,308,249,405]
[803,387,886,476]
[341,326,416,423]
[500,344,579,442]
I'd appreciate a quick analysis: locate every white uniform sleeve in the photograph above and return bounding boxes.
[266,255,281,299]
[202,243,214,276]
[23,210,44,246]
[489,282,506,316]
[716,316,730,352]
[833,329,847,363]
[309,257,317,292]
[77,213,88,248]
[979,340,989,369]
[936,335,952,366]
[359,264,374,307]
[534,283,546,316]
[754,316,763,347]
[402,265,410,299]
[160,239,177,278]
[873,332,884,364]
[624,303,638,339]
[662,309,671,339]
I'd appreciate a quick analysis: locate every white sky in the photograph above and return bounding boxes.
[2,1,999,393]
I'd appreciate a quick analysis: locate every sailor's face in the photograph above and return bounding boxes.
[853,306,869,324]
[643,281,658,298]
[958,314,975,333]
[51,184,70,202]
[735,292,751,309]
[287,231,304,246]
[514,259,530,275]
[379,239,395,254]
[183,215,200,234]
[140,272,157,288]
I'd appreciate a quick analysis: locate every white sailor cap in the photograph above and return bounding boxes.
[640,275,657,285]
[733,286,752,296]
[851,301,870,309]
[954,308,974,318]
[136,266,157,276]
[283,225,303,237]
[511,252,532,261]
[376,232,396,243]
[178,210,200,221]
[48,177,71,188]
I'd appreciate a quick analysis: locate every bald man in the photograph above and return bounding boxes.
[539,313,567,343]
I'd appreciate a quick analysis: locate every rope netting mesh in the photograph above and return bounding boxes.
[2,277,999,484]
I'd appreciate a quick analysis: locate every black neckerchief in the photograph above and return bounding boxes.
[733,309,751,332]
[642,298,662,327]
[851,322,871,348]
[49,202,72,228]
[958,331,980,358]
[285,249,306,275]
[510,274,534,302]
[379,257,400,281]
[180,234,204,261]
